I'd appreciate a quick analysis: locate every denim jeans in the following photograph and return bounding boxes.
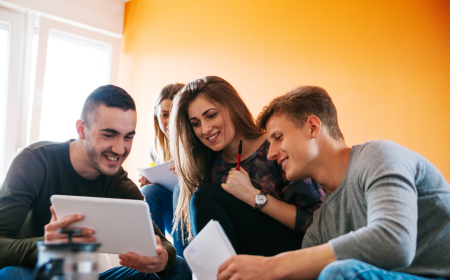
[319,259,446,280]
[0,257,191,280]
[0,266,34,280]
[99,256,192,280]
[141,183,188,256]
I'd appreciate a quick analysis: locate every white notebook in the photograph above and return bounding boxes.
[137,162,178,192]
[184,220,236,280]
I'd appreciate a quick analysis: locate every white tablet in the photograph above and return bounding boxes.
[51,195,157,257]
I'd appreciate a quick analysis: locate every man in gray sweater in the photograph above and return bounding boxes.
[217,86,450,280]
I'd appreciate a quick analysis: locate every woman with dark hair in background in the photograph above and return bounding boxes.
[138,83,188,257]
[169,76,324,256]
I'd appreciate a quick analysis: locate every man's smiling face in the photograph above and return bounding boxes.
[266,112,318,181]
[84,104,137,177]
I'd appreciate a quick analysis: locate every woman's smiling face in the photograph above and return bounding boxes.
[187,94,236,152]
[157,98,172,138]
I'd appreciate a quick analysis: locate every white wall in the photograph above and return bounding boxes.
[2,0,125,36]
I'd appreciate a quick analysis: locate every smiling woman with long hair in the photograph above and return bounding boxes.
[169,76,324,255]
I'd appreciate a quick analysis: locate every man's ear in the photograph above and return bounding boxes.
[76,119,86,139]
[306,116,321,139]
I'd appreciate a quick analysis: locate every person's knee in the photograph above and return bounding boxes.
[190,183,223,207]
[0,266,34,280]
[0,266,14,277]
[319,259,363,280]
[189,183,220,220]
[141,184,167,202]
[171,256,192,280]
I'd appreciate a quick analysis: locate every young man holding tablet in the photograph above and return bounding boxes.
[218,86,450,279]
[0,85,191,280]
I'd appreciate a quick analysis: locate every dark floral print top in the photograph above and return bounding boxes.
[211,140,325,233]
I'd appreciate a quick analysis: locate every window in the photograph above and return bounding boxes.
[0,7,26,182]
[0,23,9,179]
[0,6,121,182]
[38,31,111,142]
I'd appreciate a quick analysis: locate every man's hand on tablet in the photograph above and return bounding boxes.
[44,206,95,243]
[119,235,168,274]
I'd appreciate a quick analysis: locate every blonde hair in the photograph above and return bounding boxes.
[169,76,263,241]
[150,83,185,163]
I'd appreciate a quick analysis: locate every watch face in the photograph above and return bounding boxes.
[256,194,267,204]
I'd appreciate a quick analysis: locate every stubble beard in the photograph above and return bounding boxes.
[85,134,118,177]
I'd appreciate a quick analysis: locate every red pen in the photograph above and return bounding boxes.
[236,138,242,171]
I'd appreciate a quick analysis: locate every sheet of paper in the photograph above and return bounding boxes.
[184,220,236,280]
[137,162,178,192]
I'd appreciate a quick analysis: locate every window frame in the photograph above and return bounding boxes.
[0,7,27,180]
[28,16,120,144]
[0,3,122,182]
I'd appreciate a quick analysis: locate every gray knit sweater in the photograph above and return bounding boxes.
[302,140,450,279]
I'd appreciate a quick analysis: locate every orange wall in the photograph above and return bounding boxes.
[119,0,450,183]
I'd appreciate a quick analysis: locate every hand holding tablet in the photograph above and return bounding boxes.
[50,195,158,257]
[118,235,169,273]
[44,206,95,244]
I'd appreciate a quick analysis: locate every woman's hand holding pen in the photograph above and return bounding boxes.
[221,167,259,206]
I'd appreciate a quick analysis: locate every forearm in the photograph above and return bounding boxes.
[260,195,296,231]
[0,236,44,268]
[242,190,297,230]
[268,243,336,280]
[239,186,296,230]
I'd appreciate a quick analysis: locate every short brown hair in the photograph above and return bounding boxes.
[257,85,344,140]
[81,85,135,128]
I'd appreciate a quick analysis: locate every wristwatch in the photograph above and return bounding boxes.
[254,191,268,211]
